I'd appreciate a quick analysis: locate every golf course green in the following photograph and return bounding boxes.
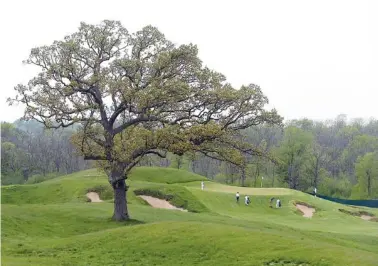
[2,167,378,265]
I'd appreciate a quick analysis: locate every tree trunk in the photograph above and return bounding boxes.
[254,163,260,187]
[55,161,61,173]
[112,179,129,221]
[177,156,182,169]
[366,170,371,197]
[288,164,294,189]
[241,167,246,187]
[23,168,29,182]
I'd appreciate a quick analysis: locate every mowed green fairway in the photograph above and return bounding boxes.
[2,167,378,266]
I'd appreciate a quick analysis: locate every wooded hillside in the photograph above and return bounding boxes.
[2,114,378,199]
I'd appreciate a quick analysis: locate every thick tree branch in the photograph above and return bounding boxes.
[113,115,160,135]
[84,155,107,160]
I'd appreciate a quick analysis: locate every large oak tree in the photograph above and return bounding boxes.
[9,20,282,221]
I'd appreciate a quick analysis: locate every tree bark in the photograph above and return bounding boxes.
[112,179,129,221]
[254,164,260,187]
[241,167,246,187]
[314,157,319,188]
[177,156,182,169]
[366,170,371,197]
[23,168,29,182]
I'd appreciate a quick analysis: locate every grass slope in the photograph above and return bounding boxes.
[2,167,378,266]
[1,167,204,204]
[185,184,378,236]
[4,221,378,266]
[129,167,206,184]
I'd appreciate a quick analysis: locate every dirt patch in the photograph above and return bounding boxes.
[339,208,377,221]
[295,204,315,218]
[138,195,187,212]
[86,192,103,202]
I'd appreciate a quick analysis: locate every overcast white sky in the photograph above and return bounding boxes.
[1,0,377,123]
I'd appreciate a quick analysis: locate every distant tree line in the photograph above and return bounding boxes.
[1,120,92,184]
[2,114,378,199]
[139,114,378,200]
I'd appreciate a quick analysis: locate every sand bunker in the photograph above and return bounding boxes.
[296,204,315,218]
[139,195,187,212]
[339,209,377,221]
[360,215,373,221]
[86,192,103,202]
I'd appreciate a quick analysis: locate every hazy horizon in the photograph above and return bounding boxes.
[1,0,377,123]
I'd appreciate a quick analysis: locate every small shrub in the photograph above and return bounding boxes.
[1,173,25,185]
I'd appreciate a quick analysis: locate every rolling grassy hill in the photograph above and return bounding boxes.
[2,167,378,266]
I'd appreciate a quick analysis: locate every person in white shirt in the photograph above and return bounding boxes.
[236,192,240,203]
[201,181,204,190]
[314,187,317,197]
[245,195,250,205]
[276,199,281,208]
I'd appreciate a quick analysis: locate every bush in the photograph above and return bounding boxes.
[318,176,352,199]
[1,173,24,185]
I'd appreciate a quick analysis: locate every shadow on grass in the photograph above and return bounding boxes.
[264,258,311,266]
[107,218,145,226]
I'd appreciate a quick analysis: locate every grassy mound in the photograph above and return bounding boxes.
[184,181,295,195]
[1,178,108,204]
[129,167,205,183]
[3,221,378,266]
[1,167,205,204]
[186,187,378,235]
[1,203,142,238]
[2,167,378,265]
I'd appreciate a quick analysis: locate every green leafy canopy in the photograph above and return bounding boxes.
[9,20,282,183]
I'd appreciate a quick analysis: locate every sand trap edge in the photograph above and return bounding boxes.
[138,195,187,212]
[86,192,103,203]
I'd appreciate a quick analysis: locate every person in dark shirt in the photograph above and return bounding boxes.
[269,197,275,208]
